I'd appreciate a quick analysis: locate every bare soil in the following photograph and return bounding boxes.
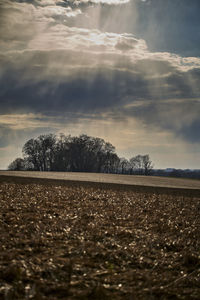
[0,176,199,299]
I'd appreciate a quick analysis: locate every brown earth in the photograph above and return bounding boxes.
[0,176,200,299]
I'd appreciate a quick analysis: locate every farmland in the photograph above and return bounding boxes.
[1,171,200,190]
[0,175,200,299]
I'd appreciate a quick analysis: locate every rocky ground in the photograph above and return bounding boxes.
[0,176,199,299]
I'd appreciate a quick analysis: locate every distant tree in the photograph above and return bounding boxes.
[37,134,56,171]
[103,152,120,173]
[119,158,130,174]
[22,138,41,170]
[129,154,153,175]
[152,168,200,180]
[20,133,120,173]
[8,158,25,171]
[142,154,153,175]
[169,169,182,178]
[65,135,119,173]
[99,141,120,173]
[23,134,56,171]
[10,135,155,175]
[130,155,143,174]
[52,134,72,171]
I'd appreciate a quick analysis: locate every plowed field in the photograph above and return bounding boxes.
[0,176,199,299]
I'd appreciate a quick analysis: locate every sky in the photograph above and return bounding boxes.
[0,0,200,169]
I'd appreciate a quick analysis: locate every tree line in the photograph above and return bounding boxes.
[152,168,200,180]
[8,133,153,175]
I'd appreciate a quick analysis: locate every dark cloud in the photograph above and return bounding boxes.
[0,0,200,171]
[0,66,149,114]
[1,47,200,143]
[178,119,200,143]
[124,98,200,142]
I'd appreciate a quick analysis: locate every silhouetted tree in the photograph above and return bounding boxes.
[8,133,154,175]
[8,158,25,171]
[130,154,153,175]
[142,154,153,175]
[130,155,143,174]
[119,158,130,174]
[22,138,41,170]
[52,134,72,171]
[37,134,56,171]
[19,133,120,173]
[23,134,56,171]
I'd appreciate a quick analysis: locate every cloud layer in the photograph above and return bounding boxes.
[0,0,200,168]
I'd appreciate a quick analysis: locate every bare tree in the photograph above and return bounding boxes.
[142,154,153,175]
[130,155,143,174]
[23,134,56,171]
[119,158,130,174]
[20,133,120,173]
[130,154,153,175]
[8,158,25,171]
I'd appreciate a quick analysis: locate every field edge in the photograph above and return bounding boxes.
[1,175,200,197]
